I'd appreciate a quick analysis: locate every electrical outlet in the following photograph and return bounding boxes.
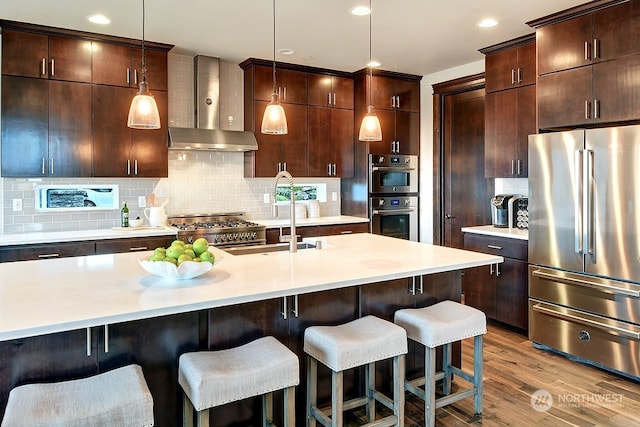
[263,193,270,204]
[12,199,22,212]
[331,192,337,202]
[138,196,146,207]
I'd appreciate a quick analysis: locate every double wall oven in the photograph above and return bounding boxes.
[368,154,419,241]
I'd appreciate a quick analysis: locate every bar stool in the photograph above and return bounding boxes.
[1,364,154,427]
[304,315,408,427]
[178,336,299,427]
[394,300,486,426]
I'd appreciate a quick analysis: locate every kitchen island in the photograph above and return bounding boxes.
[0,233,502,426]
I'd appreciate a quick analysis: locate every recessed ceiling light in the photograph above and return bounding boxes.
[478,18,498,28]
[88,14,110,25]
[350,5,371,16]
[367,60,381,68]
[278,48,295,56]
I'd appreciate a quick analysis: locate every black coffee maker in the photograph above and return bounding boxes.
[491,194,513,228]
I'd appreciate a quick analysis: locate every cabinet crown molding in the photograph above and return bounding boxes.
[527,0,629,28]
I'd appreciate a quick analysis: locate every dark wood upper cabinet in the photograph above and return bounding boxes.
[308,74,354,109]
[371,75,420,112]
[1,29,91,82]
[483,36,536,93]
[535,0,640,75]
[308,106,354,178]
[251,64,307,104]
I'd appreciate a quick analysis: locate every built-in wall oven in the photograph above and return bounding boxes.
[369,154,419,241]
[369,154,418,194]
[369,195,418,241]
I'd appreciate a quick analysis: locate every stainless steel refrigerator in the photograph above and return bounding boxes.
[528,125,640,380]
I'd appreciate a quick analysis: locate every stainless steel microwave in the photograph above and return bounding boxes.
[369,154,418,194]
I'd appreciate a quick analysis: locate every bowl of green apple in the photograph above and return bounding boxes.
[139,238,220,279]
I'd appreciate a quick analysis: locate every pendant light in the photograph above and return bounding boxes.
[128,0,161,129]
[261,0,288,134]
[358,0,382,141]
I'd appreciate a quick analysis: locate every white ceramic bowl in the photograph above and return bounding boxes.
[139,254,222,280]
[129,218,144,228]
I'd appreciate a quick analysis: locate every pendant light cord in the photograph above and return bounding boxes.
[141,0,147,80]
[368,0,373,107]
[271,0,277,95]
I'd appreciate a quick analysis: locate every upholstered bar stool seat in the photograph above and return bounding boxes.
[178,336,299,427]
[1,364,154,427]
[394,300,486,426]
[304,315,408,427]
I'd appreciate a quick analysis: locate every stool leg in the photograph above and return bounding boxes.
[425,346,436,427]
[473,335,484,415]
[183,394,194,427]
[263,392,273,426]
[442,343,452,396]
[332,369,344,427]
[196,408,210,427]
[284,385,296,427]
[365,362,375,422]
[394,354,406,427]
[307,355,317,427]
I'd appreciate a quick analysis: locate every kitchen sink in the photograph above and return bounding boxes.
[221,242,316,256]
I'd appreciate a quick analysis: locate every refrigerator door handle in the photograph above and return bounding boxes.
[575,150,584,254]
[586,149,595,255]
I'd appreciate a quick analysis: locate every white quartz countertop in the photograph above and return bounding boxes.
[254,215,369,228]
[0,227,177,246]
[461,225,528,240]
[0,233,501,341]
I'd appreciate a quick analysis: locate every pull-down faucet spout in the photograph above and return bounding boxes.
[273,171,297,253]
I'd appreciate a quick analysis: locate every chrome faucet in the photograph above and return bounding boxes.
[273,170,297,253]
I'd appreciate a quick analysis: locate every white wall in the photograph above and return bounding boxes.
[418,60,485,244]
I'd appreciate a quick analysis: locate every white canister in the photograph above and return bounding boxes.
[295,204,307,220]
[307,200,320,218]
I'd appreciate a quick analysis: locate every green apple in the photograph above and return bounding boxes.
[177,254,193,265]
[183,248,196,259]
[192,238,209,256]
[149,253,165,262]
[165,246,185,260]
[163,257,177,265]
[199,250,215,264]
[153,247,166,255]
[171,239,185,248]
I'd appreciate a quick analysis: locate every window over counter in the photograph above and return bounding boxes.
[35,185,119,211]
[275,183,326,202]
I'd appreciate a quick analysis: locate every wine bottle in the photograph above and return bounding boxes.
[121,202,129,227]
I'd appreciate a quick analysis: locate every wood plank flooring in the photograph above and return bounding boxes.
[345,322,640,426]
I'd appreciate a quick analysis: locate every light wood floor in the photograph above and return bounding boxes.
[346,322,640,426]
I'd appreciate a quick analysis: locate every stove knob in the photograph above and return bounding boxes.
[234,233,239,241]
[251,232,257,239]
[187,236,194,244]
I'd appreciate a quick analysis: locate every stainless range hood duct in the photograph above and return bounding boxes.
[168,55,258,151]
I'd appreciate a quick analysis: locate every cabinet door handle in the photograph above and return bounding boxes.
[127,159,131,175]
[418,275,424,294]
[327,163,332,176]
[408,277,416,295]
[517,68,523,83]
[86,327,92,357]
[280,296,288,320]
[104,325,109,353]
[42,157,46,175]
[490,264,494,275]
[327,93,331,105]
[396,96,400,109]
[332,93,336,105]
[585,100,591,120]
[134,69,139,85]
[496,263,501,277]
[584,41,590,61]
[50,158,54,175]
[127,68,131,85]
[50,59,55,77]
[593,99,599,119]
[332,163,336,176]
[396,141,400,153]
[291,294,299,318]
[511,159,516,175]
[487,244,503,250]
[134,159,138,175]
[593,38,598,59]
[517,159,523,175]
[41,58,47,76]
[511,68,516,85]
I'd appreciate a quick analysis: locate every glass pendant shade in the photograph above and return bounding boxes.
[359,105,382,141]
[128,80,160,129]
[262,93,288,134]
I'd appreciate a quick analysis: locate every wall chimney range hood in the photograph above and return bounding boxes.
[168,55,258,152]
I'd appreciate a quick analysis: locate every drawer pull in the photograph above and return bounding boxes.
[38,253,60,258]
[532,269,640,297]
[129,247,148,251]
[487,245,503,250]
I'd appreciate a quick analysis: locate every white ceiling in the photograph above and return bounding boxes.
[2,0,586,76]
